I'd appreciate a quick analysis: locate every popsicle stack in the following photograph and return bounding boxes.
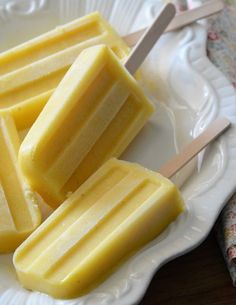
[0,2,230,300]
[0,6,158,253]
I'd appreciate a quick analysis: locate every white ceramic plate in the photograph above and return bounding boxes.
[0,0,236,304]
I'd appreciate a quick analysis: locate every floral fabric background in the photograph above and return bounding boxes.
[216,195,236,286]
[206,0,236,88]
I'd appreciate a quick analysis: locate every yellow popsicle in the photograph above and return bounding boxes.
[19,45,154,207]
[0,114,41,253]
[0,12,130,131]
[13,158,184,298]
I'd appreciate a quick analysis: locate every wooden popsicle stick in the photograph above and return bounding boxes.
[124,3,176,74]
[123,0,224,47]
[159,117,231,179]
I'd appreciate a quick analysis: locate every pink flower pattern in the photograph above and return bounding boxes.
[228,247,236,262]
[208,31,220,41]
[205,4,236,87]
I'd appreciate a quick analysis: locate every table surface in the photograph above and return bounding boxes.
[140,230,236,305]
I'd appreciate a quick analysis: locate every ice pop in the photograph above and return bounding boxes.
[0,12,130,131]
[19,4,176,208]
[18,44,154,206]
[13,117,230,298]
[0,114,41,253]
[13,158,184,298]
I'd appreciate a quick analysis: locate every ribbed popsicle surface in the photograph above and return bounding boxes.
[0,12,129,130]
[14,158,184,298]
[0,114,41,253]
[19,45,154,207]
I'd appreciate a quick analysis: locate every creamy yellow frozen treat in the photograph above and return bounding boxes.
[0,114,41,253]
[19,45,154,207]
[0,12,130,131]
[13,158,184,298]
